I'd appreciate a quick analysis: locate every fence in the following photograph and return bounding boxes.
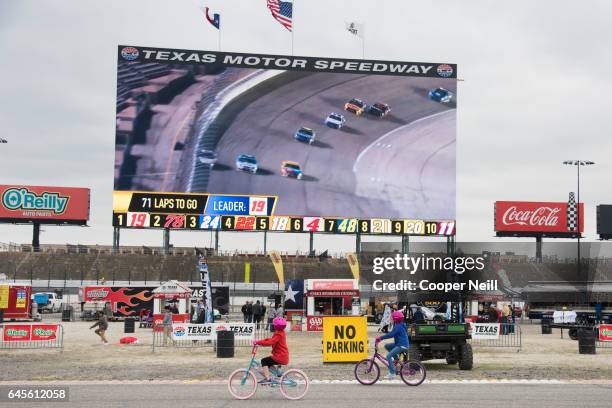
[469,323,522,350]
[0,323,64,352]
[151,323,270,352]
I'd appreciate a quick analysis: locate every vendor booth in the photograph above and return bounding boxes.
[152,280,191,331]
[305,279,360,331]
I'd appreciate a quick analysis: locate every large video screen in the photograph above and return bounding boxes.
[113,46,456,235]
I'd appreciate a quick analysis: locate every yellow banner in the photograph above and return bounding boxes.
[269,250,284,287]
[244,262,250,283]
[346,252,360,281]
[322,316,368,362]
[0,285,9,309]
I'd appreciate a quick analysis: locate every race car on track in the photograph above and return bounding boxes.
[428,87,453,103]
[294,127,315,144]
[280,161,303,180]
[197,149,218,168]
[235,154,258,174]
[325,113,346,129]
[344,98,367,115]
[368,103,391,117]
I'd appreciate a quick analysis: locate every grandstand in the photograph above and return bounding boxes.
[0,244,354,288]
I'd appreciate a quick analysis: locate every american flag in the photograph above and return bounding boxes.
[267,0,293,31]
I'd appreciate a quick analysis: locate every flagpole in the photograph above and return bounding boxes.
[291,0,295,56]
[218,27,222,51]
[361,36,365,59]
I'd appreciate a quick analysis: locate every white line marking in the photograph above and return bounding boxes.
[352,110,453,173]
[1,379,610,386]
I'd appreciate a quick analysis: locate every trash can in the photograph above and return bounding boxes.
[216,330,235,358]
[124,318,136,334]
[578,329,596,355]
[541,318,552,334]
[61,306,73,322]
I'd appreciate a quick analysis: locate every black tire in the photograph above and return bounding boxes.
[458,343,473,370]
[569,329,578,341]
[374,313,383,325]
[408,344,420,361]
[446,355,458,365]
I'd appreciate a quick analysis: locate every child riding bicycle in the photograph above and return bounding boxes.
[375,310,409,379]
[253,317,289,383]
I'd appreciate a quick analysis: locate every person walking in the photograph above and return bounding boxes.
[246,301,253,323]
[241,301,248,323]
[162,306,174,345]
[90,311,109,344]
[266,303,277,331]
[501,304,511,335]
[253,300,263,330]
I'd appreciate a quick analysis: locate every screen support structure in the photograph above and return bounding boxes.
[215,229,219,255]
[163,228,170,254]
[355,232,361,254]
[535,236,543,263]
[32,222,40,251]
[263,230,267,255]
[309,232,314,256]
[112,227,120,253]
[401,234,409,254]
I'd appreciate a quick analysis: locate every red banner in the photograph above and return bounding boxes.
[3,324,32,341]
[311,280,356,290]
[495,201,583,233]
[599,325,612,342]
[0,185,90,222]
[31,324,59,341]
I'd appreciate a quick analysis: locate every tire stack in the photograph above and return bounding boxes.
[578,329,596,355]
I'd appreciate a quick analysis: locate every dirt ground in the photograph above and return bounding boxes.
[1,319,611,381]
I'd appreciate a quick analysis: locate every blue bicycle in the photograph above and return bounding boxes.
[228,345,309,400]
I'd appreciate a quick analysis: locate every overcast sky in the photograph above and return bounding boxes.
[0,0,611,253]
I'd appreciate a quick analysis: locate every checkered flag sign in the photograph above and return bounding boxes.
[567,192,577,231]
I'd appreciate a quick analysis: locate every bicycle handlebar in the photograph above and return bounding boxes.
[251,343,259,355]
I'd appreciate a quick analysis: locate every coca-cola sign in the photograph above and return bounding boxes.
[495,201,583,233]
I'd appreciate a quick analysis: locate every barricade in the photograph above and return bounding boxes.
[0,323,64,352]
[152,322,268,353]
[468,323,522,350]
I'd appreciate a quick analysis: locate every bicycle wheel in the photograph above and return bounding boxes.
[279,368,309,400]
[399,360,426,386]
[354,358,380,385]
[228,369,258,399]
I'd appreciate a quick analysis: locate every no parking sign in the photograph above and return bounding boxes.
[322,316,368,362]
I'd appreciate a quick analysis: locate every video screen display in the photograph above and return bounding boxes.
[113,46,456,234]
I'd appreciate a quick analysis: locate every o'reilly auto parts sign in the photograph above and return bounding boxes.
[171,323,254,341]
[0,185,90,223]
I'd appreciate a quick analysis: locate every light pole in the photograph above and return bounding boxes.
[562,160,594,277]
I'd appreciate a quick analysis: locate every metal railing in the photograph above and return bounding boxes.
[0,323,64,352]
[469,323,522,350]
[151,323,270,352]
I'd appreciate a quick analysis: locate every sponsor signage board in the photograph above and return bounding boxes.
[599,325,612,342]
[171,323,255,341]
[495,201,583,236]
[470,323,500,340]
[0,185,90,224]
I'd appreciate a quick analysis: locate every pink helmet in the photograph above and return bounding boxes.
[391,310,404,323]
[272,317,287,330]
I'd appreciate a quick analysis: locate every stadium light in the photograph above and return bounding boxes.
[562,160,595,278]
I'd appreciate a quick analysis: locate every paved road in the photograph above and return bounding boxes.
[205,72,456,219]
[14,383,611,408]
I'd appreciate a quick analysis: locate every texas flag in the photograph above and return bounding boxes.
[203,6,220,29]
[284,279,303,310]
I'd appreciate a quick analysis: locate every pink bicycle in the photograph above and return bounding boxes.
[354,341,426,386]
